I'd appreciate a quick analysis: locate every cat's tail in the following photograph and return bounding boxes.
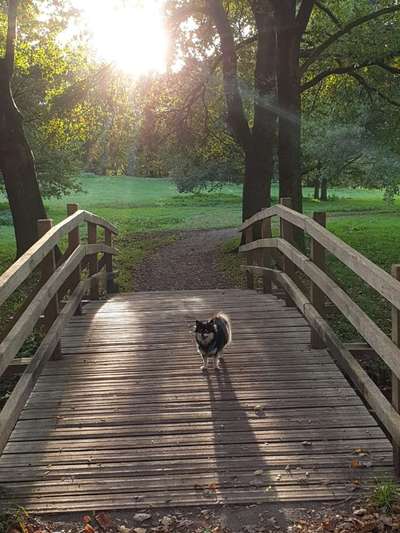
[216,312,232,345]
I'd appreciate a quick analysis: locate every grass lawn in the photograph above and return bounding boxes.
[1,174,400,335]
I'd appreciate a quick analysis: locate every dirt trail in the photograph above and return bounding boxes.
[132,228,237,291]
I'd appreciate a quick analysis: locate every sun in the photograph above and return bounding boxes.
[72,0,168,76]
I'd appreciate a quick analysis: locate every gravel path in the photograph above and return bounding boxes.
[132,228,238,291]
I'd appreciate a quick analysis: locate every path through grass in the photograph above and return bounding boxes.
[1,174,400,314]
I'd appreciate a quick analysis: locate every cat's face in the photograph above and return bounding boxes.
[195,320,216,344]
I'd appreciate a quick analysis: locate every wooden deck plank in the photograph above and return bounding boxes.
[0,289,394,512]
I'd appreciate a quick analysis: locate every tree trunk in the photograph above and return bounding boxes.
[242,1,276,224]
[275,8,302,213]
[242,144,271,223]
[320,177,328,201]
[0,71,47,257]
[207,0,278,229]
[313,178,320,200]
[0,1,47,257]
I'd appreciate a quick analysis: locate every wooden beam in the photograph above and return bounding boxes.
[391,264,400,476]
[66,203,81,294]
[87,223,99,300]
[244,226,254,290]
[239,205,279,232]
[240,204,400,313]
[279,198,295,306]
[0,246,85,380]
[0,281,86,454]
[279,238,400,381]
[0,210,117,308]
[85,244,116,256]
[246,264,400,448]
[244,242,400,382]
[310,212,326,349]
[344,343,375,354]
[239,238,279,254]
[261,218,272,293]
[37,219,61,360]
[105,229,116,293]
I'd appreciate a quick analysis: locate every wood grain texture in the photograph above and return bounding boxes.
[0,289,393,513]
[245,265,400,449]
[240,204,400,311]
[0,282,86,454]
[242,238,400,381]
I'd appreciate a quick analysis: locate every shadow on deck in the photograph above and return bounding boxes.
[0,289,393,513]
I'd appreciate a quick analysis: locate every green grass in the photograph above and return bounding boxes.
[1,175,398,262]
[327,214,399,339]
[2,174,400,315]
[371,480,400,513]
[0,507,29,533]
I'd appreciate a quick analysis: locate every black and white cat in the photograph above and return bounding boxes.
[194,312,232,371]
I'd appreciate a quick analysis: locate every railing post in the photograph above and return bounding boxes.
[37,219,61,360]
[391,264,400,476]
[261,218,272,293]
[279,198,295,306]
[244,226,254,290]
[310,212,327,349]
[67,203,82,314]
[105,228,116,293]
[88,222,99,300]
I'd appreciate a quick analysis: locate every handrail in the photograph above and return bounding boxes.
[0,209,117,308]
[0,279,87,453]
[0,204,118,454]
[0,245,85,379]
[240,203,400,310]
[239,199,400,474]
[241,263,400,448]
[241,237,400,380]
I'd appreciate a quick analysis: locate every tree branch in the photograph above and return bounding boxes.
[349,72,400,109]
[177,33,257,117]
[314,1,341,27]
[296,0,315,37]
[376,61,400,75]
[301,5,400,74]
[5,0,18,76]
[301,51,400,92]
[205,0,251,150]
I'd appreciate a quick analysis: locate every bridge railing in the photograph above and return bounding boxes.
[0,204,118,452]
[239,198,400,475]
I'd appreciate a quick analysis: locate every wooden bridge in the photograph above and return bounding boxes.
[0,200,399,513]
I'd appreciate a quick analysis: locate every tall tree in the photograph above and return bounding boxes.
[272,0,314,213]
[166,0,400,220]
[0,0,47,257]
[203,0,277,221]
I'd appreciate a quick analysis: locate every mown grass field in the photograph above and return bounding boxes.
[1,174,399,343]
[1,174,400,271]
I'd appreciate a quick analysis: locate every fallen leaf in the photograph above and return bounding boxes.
[117,527,131,533]
[95,513,112,530]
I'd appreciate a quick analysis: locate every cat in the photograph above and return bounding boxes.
[194,312,232,371]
